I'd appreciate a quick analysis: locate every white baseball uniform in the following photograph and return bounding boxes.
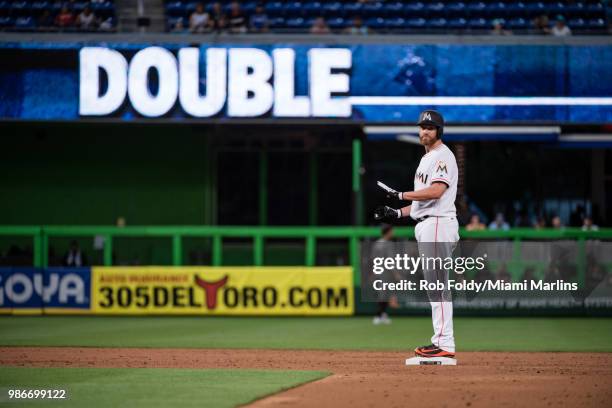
[410,143,459,353]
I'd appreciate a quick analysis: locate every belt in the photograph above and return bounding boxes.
[416,215,455,223]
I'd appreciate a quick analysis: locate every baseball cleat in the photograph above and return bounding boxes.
[414,344,455,358]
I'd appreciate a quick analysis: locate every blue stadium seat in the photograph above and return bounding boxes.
[506,17,528,29]
[566,2,585,15]
[285,17,308,29]
[0,15,13,27]
[466,2,486,15]
[586,2,604,15]
[426,2,445,16]
[384,1,404,17]
[72,1,88,12]
[322,2,341,17]
[404,2,425,15]
[447,17,467,28]
[242,1,258,15]
[283,2,303,17]
[51,1,62,13]
[362,2,383,17]
[506,2,526,16]
[428,17,447,28]
[406,17,426,28]
[10,1,30,16]
[184,2,197,16]
[447,2,466,16]
[165,1,185,17]
[166,16,183,31]
[365,17,385,29]
[94,1,114,17]
[486,2,507,17]
[265,1,284,17]
[385,17,405,28]
[15,15,35,29]
[342,2,362,16]
[302,2,322,17]
[269,16,286,28]
[468,17,488,29]
[567,18,586,29]
[0,1,11,15]
[31,1,49,15]
[327,16,345,29]
[549,2,566,15]
[525,2,546,17]
[587,18,606,30]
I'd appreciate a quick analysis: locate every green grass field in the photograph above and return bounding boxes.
[0,367,328,408]
[1,316,611,352]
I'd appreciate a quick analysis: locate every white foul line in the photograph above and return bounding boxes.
[349,96,612,106]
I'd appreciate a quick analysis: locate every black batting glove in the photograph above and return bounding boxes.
[374,206,401,221]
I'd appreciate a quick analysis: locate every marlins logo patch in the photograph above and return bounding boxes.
[422,112,432,121]
[436,161,448,173]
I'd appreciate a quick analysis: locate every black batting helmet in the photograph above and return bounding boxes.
[417,110,444,138]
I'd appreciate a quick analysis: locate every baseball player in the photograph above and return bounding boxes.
[374,109,459,359]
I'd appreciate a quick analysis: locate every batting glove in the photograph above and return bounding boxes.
[374,206,401,221]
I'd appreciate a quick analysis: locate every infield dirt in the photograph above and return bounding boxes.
[1,347,611,408]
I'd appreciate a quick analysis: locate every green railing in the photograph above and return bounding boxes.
[1,226,610,273]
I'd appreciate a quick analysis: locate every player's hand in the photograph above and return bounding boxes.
[374,206,400,221]
[377,181,402,201]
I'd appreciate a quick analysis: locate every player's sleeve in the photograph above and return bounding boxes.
[430,159,451,187]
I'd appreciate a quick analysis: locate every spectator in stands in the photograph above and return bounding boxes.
[99,16,114,31]
[582,216,599,231]
[38,10,55,31]
[490,19,511,35]
[551,15,571,36]
[551,215,564,229]
[228,1,247,33]
[63,240,88,267]
[189,3,211,33]
[55,6,75,29]
[489,212,510,231]
[310,16,330,34]
[210,1,227,32]
[569,204,585,227]
[344,16,370,35]
[76,6,97,31]
[531,14,551,35]
[533,216,546,230]
[249,4,269,33]
[172,18,189,33]
[466,214,486,231]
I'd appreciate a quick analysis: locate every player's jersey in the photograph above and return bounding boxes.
[410,143,457,219]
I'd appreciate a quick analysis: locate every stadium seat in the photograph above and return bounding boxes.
[506,2,526,16]
[327,17,345,29]
[342,2,362,16]
[242,1,258,15]
[71,1,88,12]
[268,16,286,28]
[285,17,308,29]
[362,1,383,17]
[165,2,185,17]
[283,2,302,17]
[385,17,406,29]
[322,2,341,17]
[486,2,507,17]
[0,1,10,15]
[468,17,488,29]
[265,1,284,17]
[467,2,486,15]
[14,15,35,29]
[447,2,466,16]
[404,2,425,15]
[31,1,49,16]
[587,18,606,30]
[384,1,404,17]
[10,1,30,16]
[302,2,322,17]
[566,2,585,15]
[586,2,604,15]
[549,2,567,15]
[406,17,426,28]
[426,2,445,16]
[448,17,467,28]
[428,17,447,28]
[0,15,13,27]
[506,17,528,29]
[567,18,586,29]
[365,17,385,29]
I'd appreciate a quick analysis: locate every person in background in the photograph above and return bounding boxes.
[228,1,247,33]
[531,14,551,34]
[210,2,227,32]
[551,215,564,229]
[189,3,211,33]
[55,6,74,29]
[310,16,330,34]
[466,214,486,231]
[551,15,571,36]
[372,224,396,325]
[76,6,97,30]
[172,18,188,33]
[490,19,512,35]
[38,10,55,31]
[489,212,510,231]
[582,216,599,231]
[63,240,88,267]
[344,16,370,35]
[533,216,547,230]
[249,4,269,33]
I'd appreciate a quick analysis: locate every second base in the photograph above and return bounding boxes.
[405,356,457,366]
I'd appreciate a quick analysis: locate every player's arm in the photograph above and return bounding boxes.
[400,182,447,201]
